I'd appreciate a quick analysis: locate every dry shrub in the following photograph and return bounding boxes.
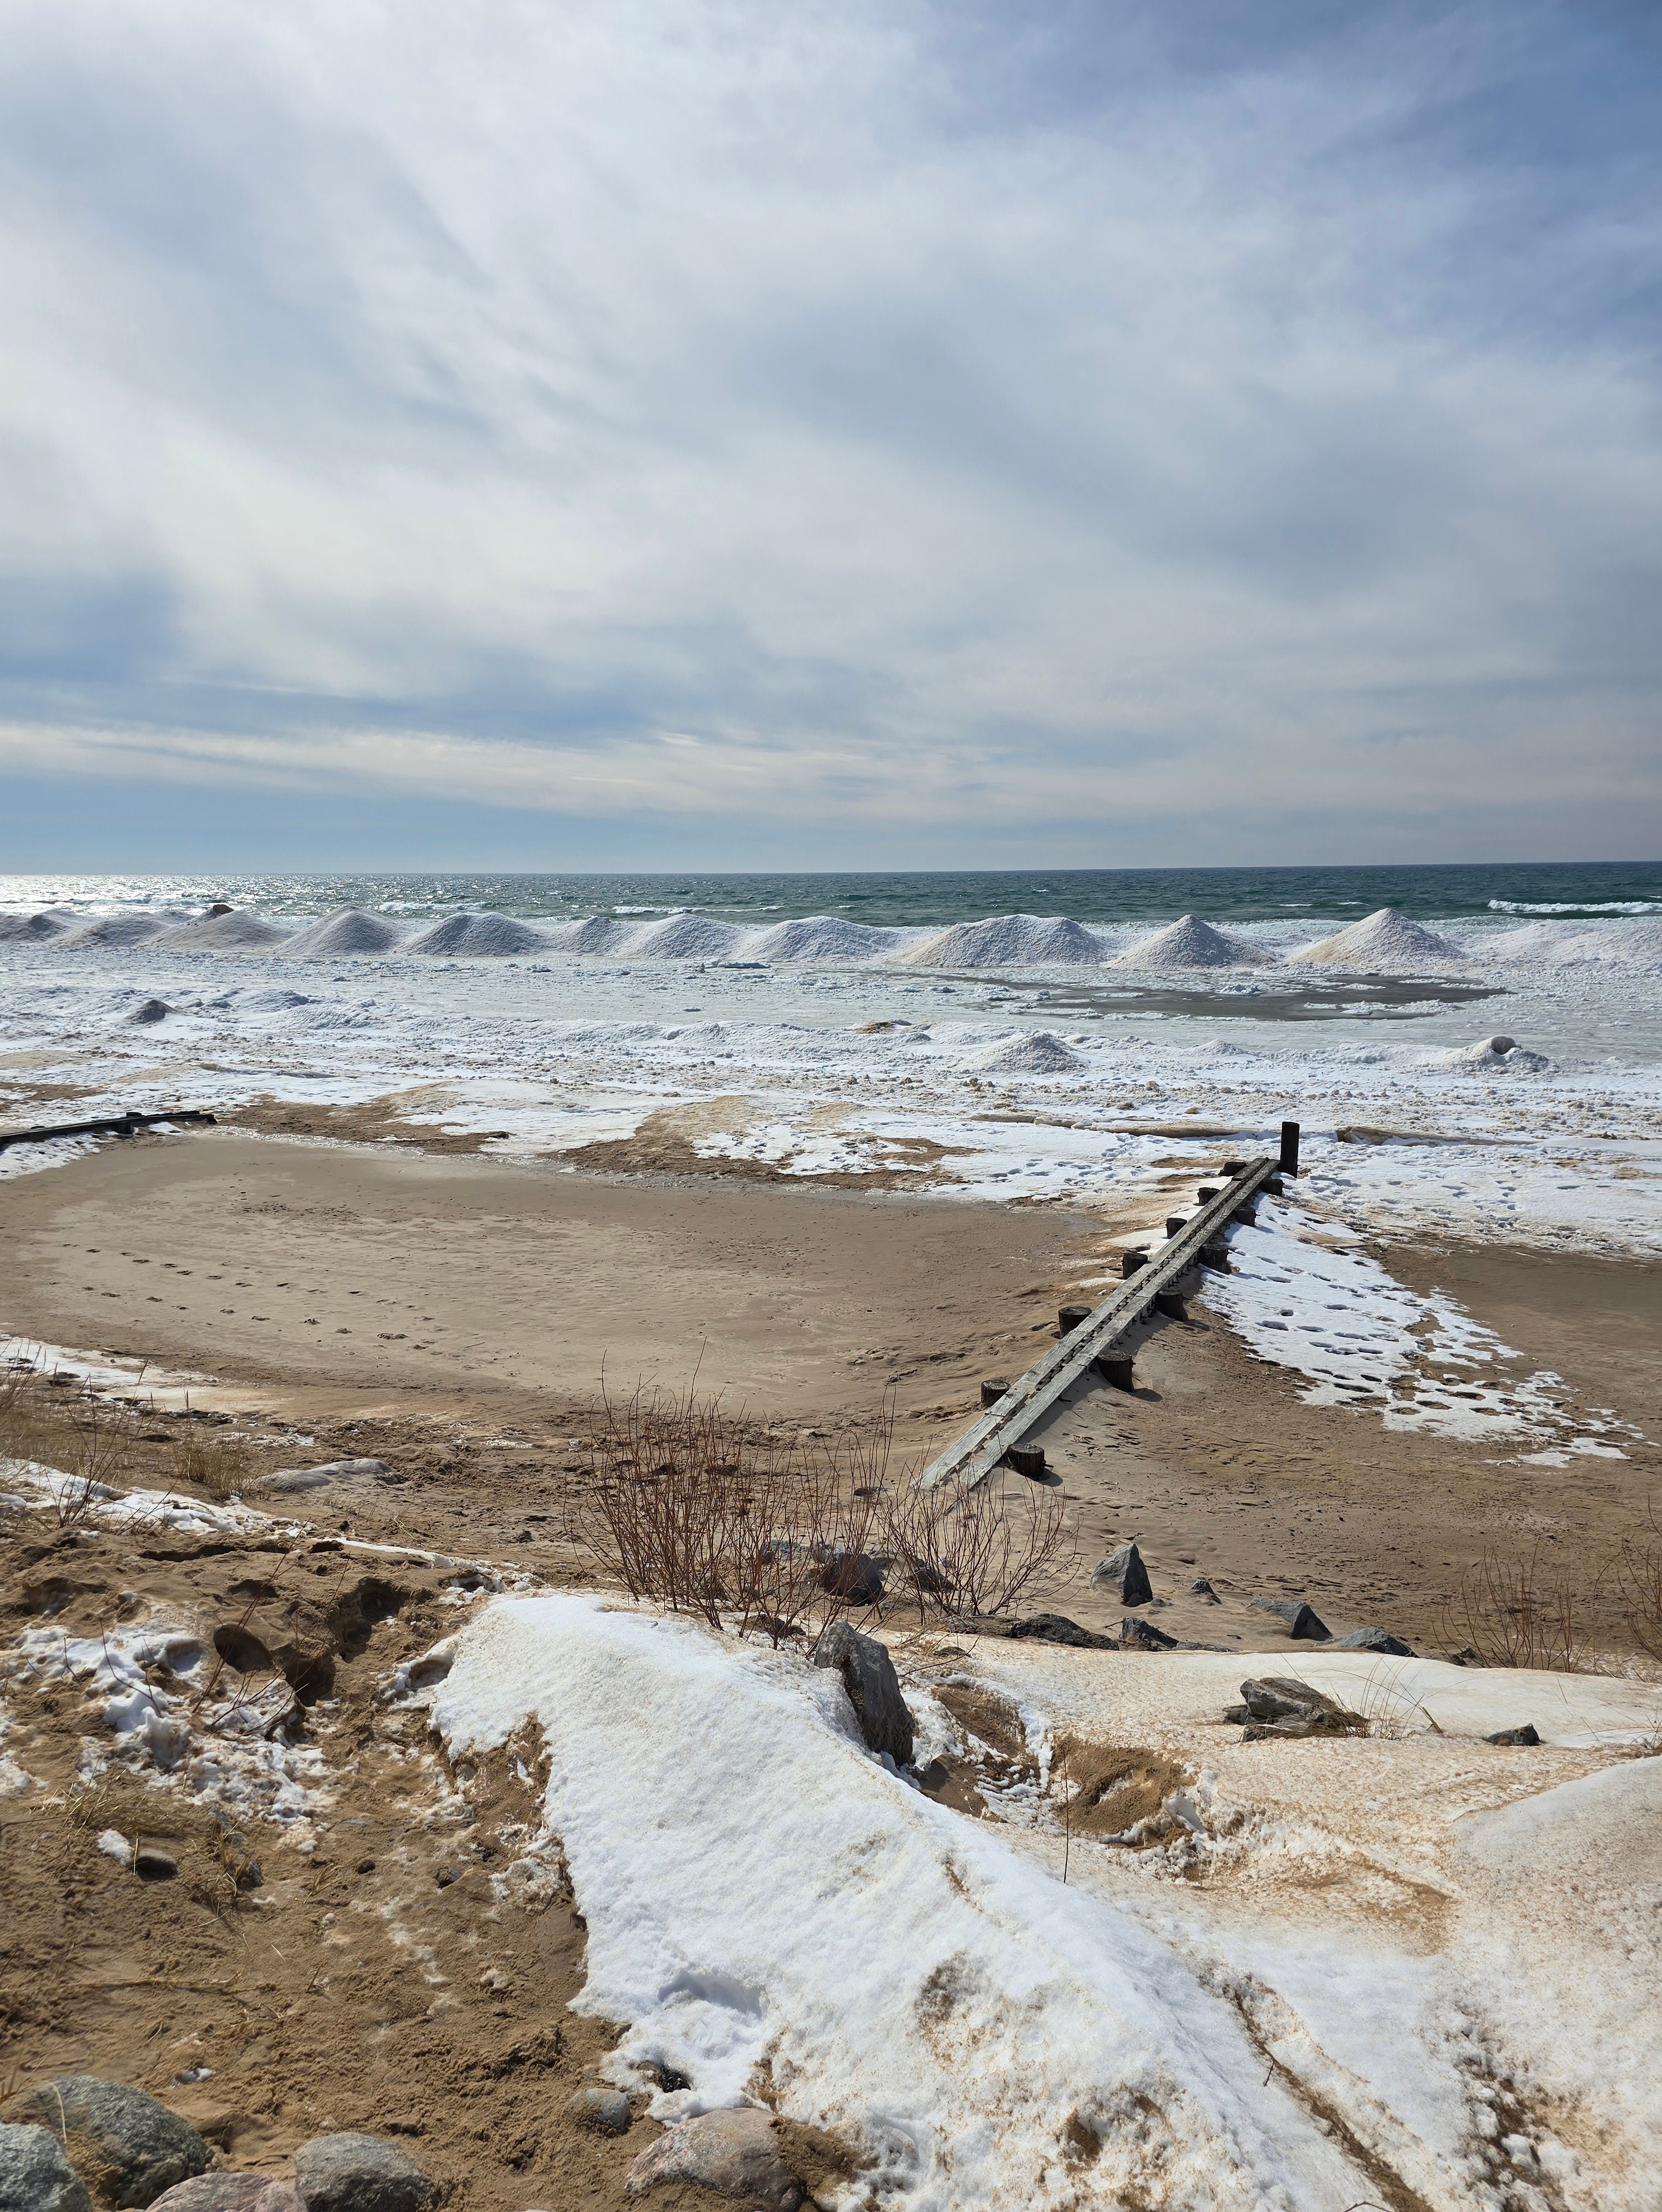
[1442,1543,1601,1672]
[0,1366,140,1526]
[884,1469,1076,1623]
[168,1421,249,1502]
[570,1384,1076,1640]
[1616,1503,1662,1663]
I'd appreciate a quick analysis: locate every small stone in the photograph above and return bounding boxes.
[135,1846,178,1882]
[1090,1542,1152,1607]
[813,1621,914,1764]
[817,1549,885,1604]
[1332,1626,1414,1656]
[293,2136,437,2212]
[1448,1646,1482,1666]
[4,2079,211,2207]
[1120,1617,1177,1650]
[624,2109,801,2211]
[150,2179,301,2211]
[1485,1723,1541,1747]
[264,1460,392,1495]
[1188,1577,1219,1600]
[566,2088,632,2136]
[0,2122,94,2212]
[1247,1597,1331,1641]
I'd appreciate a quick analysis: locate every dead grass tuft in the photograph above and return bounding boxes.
[1442,1543,1602,1672]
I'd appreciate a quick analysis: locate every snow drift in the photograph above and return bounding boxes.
[151,910,293,951]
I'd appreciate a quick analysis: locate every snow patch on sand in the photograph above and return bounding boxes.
[432,1594,1388,2209]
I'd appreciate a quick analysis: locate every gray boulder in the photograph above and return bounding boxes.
[126,999,172,1025]
[1247,1597,1331,1641]
[565,2088,632,2136]
[0,2123,93,2212]
[1090,1542,1152,1607]
[6,2080,211,2207]
[624,2110,801,2211]
[1225,1677,1366,1739]
[1120,1617,1177,1651]
[293,2136,436,2212]
[1485,1723,1541,1747]
[1332,1626,1414,1656]
[812,1621,915,1766]
[1006,1614,1114,1650]
[151,2182,302,2212]
[1189,1577,1220,1603]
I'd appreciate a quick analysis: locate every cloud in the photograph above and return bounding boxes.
[0,0,1659,865]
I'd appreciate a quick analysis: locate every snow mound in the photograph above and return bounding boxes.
[152,910,293,951]
[894,915,1107,969]
[1112,915,1269,969]
[629,913,744,961]
[1439,1034,1551,1076]
[745,916,902,962]
[0,911,70,942]
[430,1595,1381,2208]
[409,912,552,957]
[548,917,642,956]
[285,907,411,956]
[1290,908,1462,968]
[64,912,179,948]
[967,1029,1086,1075]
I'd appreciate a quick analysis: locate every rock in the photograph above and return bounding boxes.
[1188,1577,1219,1602]
[816,1549,885,1604]
[1227,1677,1366,1737]
[1448,1646,1482,1666]
[150,2180,301,2211]
[1332,1626,1415,1656]
[4,2080,212,2207]
[134,1846,178,1882]
[624,2109,801,2211]
[1006,1614,1115,1650]
[264,1460,391,1495]
[126,999,172,1025]
[1089,1542,1152,1607]
[0,2122,94,2212]
[1247,1597,1331,1641]
[565,2088,632,2137]
[292,2136,437,2212]
[1485,1723,1541,1747]
[1120,1617,1177,1650]
[812,1621,914,1764]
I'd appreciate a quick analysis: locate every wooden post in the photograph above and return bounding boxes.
[1121,1251,1148,1279]
[1155,1290,1186,1320]
[1280,1120,1300,1176]
[1058,1305,1090,1334]
[1094,1352,1135,1390]
[1201,1241,1229,1270]
[1006,1444,1047,1480]
[1165,1215,1186,1239]
[980,1379,1009,1408]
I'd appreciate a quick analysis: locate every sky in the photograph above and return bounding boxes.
[1,0,1659,872]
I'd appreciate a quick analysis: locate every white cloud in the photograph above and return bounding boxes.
[1,0,1658,858]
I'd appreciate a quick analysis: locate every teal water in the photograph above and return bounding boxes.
[2,859,1658,928]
